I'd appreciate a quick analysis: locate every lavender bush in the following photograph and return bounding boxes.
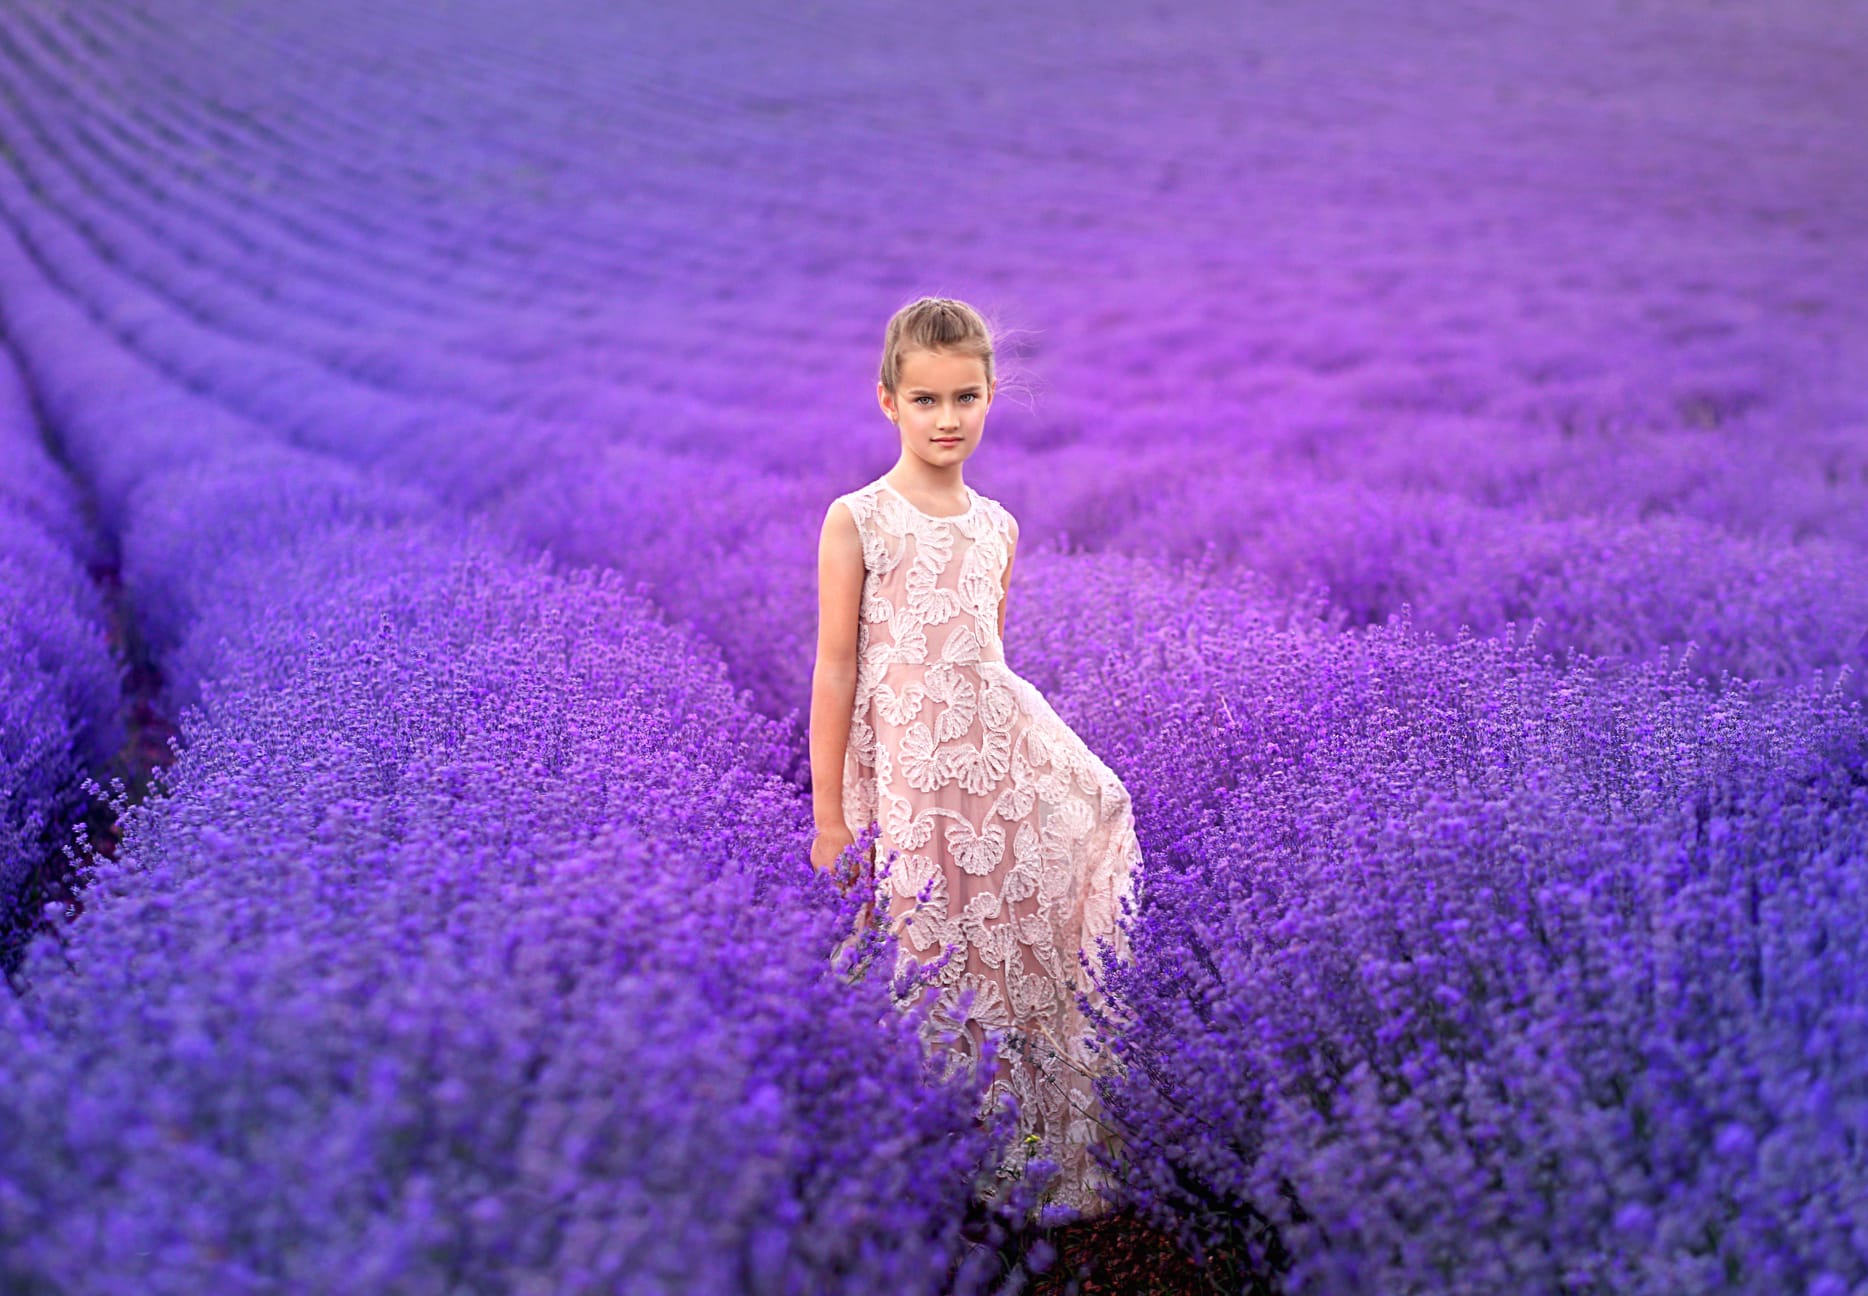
[0,612,71,945]
[1068,600,1868,1292]
[1036,462,1868,703]
[0,347,120,967]
[0,517,1007,1293]
[118,444,440,698]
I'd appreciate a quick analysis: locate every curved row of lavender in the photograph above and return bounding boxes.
[0,333,121,969]
[2,0,1866,1290]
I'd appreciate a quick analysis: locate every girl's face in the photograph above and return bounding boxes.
[878,348,994,469]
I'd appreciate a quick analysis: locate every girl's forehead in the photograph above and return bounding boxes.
[898,348,989,387]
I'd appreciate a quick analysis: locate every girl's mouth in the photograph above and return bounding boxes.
[934,438,961,444]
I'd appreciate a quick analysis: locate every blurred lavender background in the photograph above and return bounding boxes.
[1,0,1864,1290]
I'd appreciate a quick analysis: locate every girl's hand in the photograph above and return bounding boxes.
[811,825,860,885]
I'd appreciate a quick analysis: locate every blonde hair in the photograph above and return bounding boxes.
[877,296,998,395]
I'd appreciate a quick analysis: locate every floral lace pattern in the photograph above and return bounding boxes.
[831,475,1142,1218]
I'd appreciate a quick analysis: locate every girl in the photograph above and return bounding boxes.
[808,296,1143,1220]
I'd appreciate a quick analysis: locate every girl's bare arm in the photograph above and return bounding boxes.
[811,500,865,833]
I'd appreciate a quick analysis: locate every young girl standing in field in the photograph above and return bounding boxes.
[809,296,1143,1220]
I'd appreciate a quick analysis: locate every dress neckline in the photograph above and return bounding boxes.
[878,475,977,521]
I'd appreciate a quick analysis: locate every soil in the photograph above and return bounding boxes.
[1031,1207,1240,1295]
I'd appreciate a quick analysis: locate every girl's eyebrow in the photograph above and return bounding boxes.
[906,385,983,394]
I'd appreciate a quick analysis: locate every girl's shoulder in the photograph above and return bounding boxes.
[824,477,884,526]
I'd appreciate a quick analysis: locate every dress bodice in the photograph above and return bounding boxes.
[834,475,1016,692]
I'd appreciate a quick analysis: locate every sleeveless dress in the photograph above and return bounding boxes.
[830,473,1143,1220]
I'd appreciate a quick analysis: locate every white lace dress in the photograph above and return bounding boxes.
[830,474,1143,1219]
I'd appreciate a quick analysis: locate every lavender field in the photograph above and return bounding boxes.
[2,0,1865,1291]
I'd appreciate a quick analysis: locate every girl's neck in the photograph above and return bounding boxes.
[886,460,965,493]
[883,463,970,514]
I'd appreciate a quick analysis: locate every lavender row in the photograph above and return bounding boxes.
[1,510,1008,1292]
[0,2,590,328]
[0,336,120,967]
[1011,550,1868,1291]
